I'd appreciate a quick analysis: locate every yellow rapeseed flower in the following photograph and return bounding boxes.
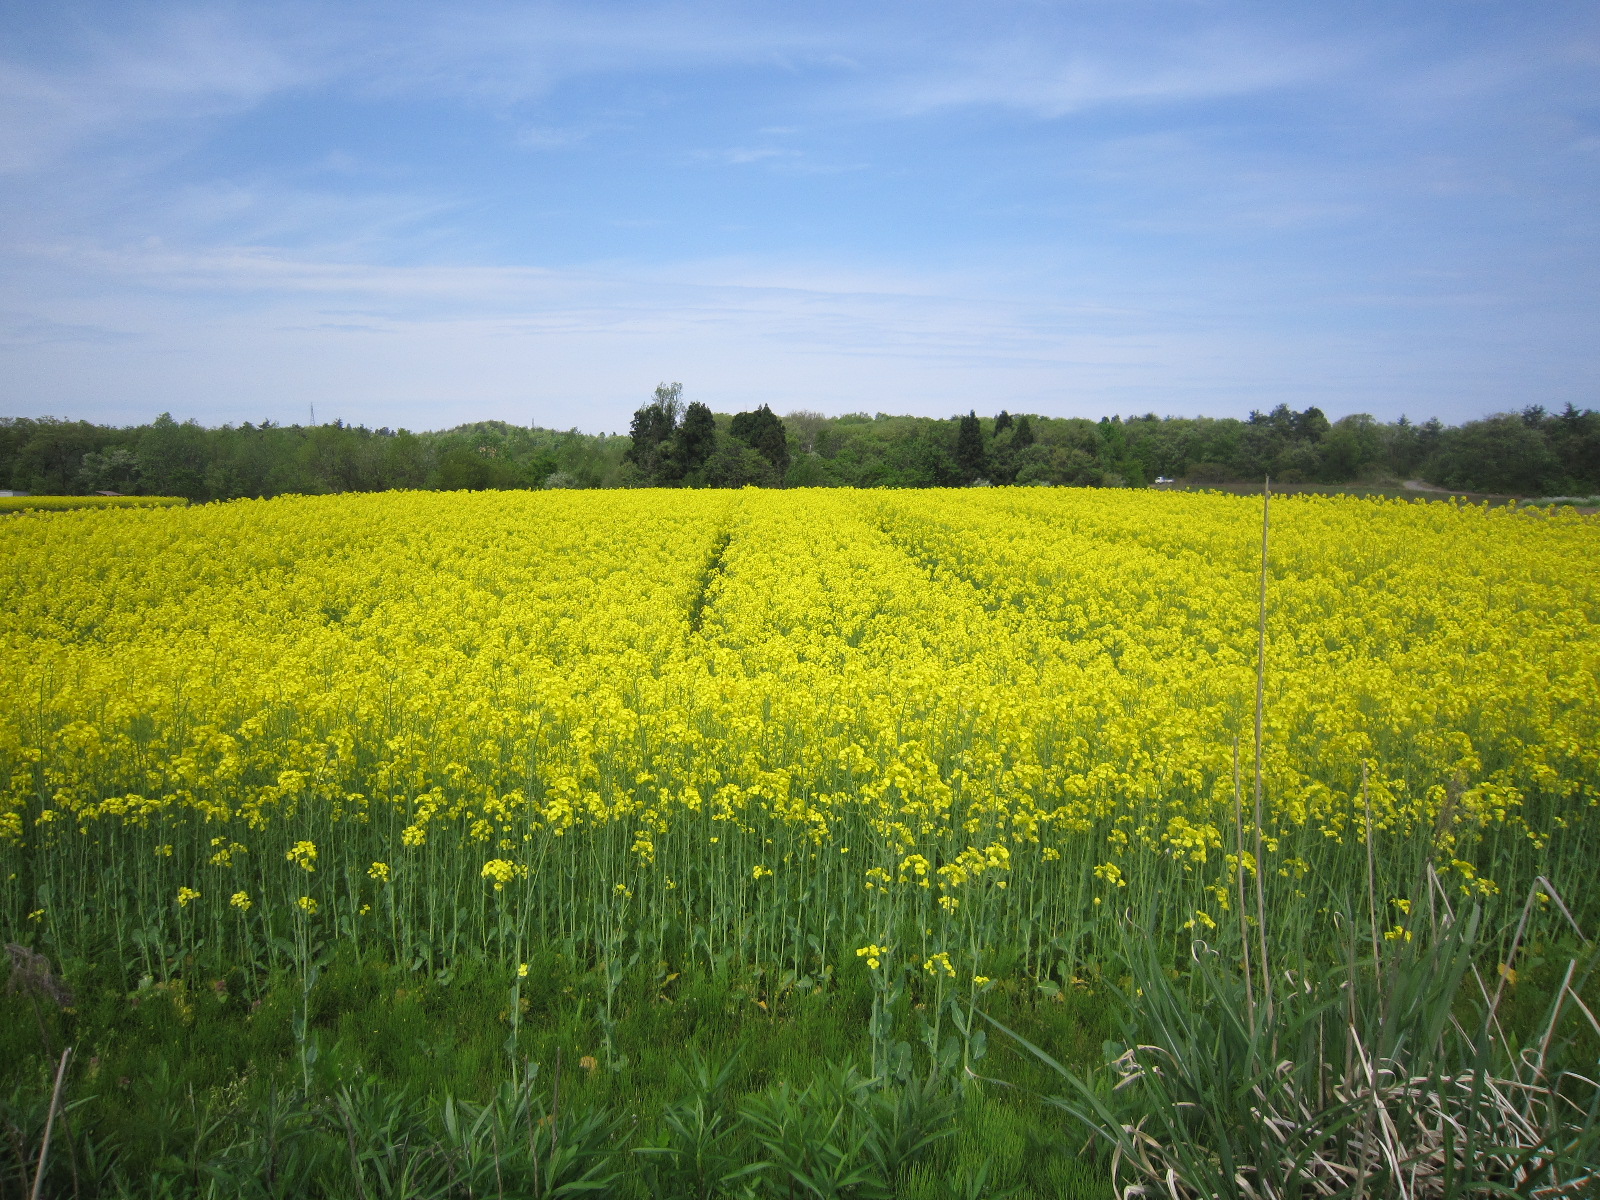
[855,943,888,970]
[287,841,317,872]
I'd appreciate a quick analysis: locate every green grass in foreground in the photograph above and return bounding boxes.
[5,896,1597,1200]
[1,950,1116,1199]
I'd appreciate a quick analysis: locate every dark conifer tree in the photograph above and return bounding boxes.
[1011,414,1035,450]
[954,410,987,481]
[994,410,1013,435]
[676,401,716,473]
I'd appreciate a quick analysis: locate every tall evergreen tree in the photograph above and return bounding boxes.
[676,402,716,473]
[993,410,1013,435]
[954,410,987,482]
[1011,415,1035,450]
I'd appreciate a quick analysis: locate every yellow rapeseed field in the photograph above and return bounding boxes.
[2,489,1596,987]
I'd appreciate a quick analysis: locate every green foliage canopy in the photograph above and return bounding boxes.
[4,398,1596,498]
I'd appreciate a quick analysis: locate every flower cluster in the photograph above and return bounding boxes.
[856,944,890,970]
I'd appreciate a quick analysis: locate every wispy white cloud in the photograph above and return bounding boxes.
[352,3,834,104]
[5,232,1587,432]
[516,125,601,150]
[719,147,798,165]
[857,25,1348,119]
[2,1,1598,429]
[0,310,139,348]
[0,7,314,174]
[0,3,1353,180]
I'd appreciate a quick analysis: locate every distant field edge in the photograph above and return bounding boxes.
[0,494,188,512]
[1153,480,1600,510]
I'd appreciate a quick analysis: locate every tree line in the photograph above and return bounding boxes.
[0,416,631,500]
[3,393,1597,500]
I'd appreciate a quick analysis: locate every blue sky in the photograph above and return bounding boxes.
[1,1,1597,432]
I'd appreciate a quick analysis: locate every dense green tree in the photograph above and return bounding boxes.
[137,413,210,499]
[1427,415,1561,494]
[1383,416,1424,477]
[784,453,836,487]
[1416,417,1445,464]
[1097,416,1126,464]
[1014,444,1106,487]
[676,402,717,474]
[954,410,986,482]
[1546,404,1600,490]
[383,431,429,489]
[729,404,790,475]
[702,433,778,487]
[625,383,684,482]
[1318,414,1382,481]
[1,415,629,499]
[784,410,829,455]
[881,425,960,487]
[987,415,1036,486]
[1293,406,1330,441]
[1274,441,1323,482]
[76,446,142,493]
[433,446,494,490]
[1249,404,1297,436]
[4,418,117,493]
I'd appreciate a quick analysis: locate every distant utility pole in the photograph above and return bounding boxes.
[310,404,317,426]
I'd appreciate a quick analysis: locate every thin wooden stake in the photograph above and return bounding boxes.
[551,1044,561,1160]
[1232,738,1255,1035]
[30,1046,71,1200]
[1363,763,1383,992]
[1253,477,1274,1027]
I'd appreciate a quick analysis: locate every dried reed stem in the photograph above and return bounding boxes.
[1254,477,1273,1027]
[1233,738,1255,1034]
[30,1045,71,1200]
[1364,765,1382,992]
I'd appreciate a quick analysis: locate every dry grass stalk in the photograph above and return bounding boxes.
[1089,878,1599,1200]
[1101,1040,1598,1199]
[989,869,1598,1200]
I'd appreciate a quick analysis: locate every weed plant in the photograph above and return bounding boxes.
[992,873,1599,1198]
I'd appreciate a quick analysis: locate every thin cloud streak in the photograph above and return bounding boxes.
[1,1,1597,428]
[857,28,1348,119]
[3,236,1585,432]
[0,9,312,174]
